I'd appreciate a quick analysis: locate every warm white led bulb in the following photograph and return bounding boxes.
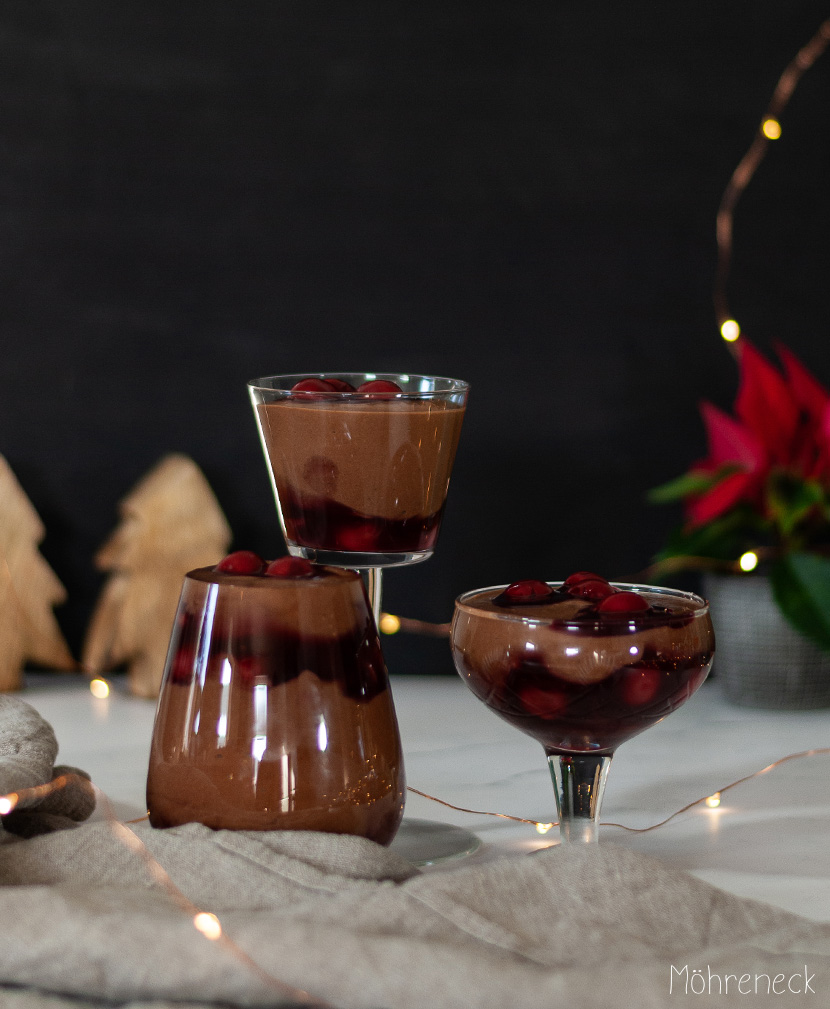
[739,551,759,572]
[720,319,741,342]
[379,613,401,635]
[193,912,222,940]
[762,118,782,139]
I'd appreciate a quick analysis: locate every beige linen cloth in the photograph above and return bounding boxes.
[1,696,829,1008]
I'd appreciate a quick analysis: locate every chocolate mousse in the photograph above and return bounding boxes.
[146,555,405,843]
[250,377,467,560]
[452,576,714,754]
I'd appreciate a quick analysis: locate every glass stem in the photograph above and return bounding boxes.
[547,751,612,844]
[365,567,384,626]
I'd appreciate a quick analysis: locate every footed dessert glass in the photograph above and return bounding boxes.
[451,576,715,843]
[146,559,405,844]
[248,373,468,569]
[248,373,468,620]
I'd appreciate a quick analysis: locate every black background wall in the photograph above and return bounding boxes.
[2,2,829,675]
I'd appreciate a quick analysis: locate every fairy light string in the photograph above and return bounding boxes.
[409,746,830,834]
[1,747,828,1000]
[95,788,335,1009]
[715,18,830,354]
[3,747,828,839]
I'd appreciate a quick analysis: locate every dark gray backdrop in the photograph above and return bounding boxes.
[2,2,829,674]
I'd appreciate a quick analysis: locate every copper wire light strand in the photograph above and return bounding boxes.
[0,772,89,815]
[604,746,830,833]
[714,19,830,350]
[410,747,830,834]
[92,787,335,1009]
[406,786,548,827]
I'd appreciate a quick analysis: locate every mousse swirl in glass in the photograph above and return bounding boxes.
[147,553,405,843]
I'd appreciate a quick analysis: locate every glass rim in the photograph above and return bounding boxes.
[247,372,470,398]
[184,563,363,586]
[454,582,710,626]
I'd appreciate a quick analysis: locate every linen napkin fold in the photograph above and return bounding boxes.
[0,696,95,839]
[0,819,828,1009]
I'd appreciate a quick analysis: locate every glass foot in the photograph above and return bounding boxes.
[390,818,481,866]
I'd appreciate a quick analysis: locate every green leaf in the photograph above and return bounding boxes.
[648,464,741,505]
[766,472,826,537]
[770,552,830,651]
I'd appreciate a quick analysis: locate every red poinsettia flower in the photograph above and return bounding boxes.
[685,402,768,526]
[734,341,800,465]
[776,343,830,481]
[683,342,830,527]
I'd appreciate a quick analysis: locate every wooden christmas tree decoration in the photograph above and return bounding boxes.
[82,454,232,698]
[0,456,75,691]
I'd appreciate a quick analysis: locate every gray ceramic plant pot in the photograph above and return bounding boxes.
[702,572,830,709]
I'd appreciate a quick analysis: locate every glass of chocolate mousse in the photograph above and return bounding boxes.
[451,573,715,844]
[247,373,468,618]
[146,553,405,844]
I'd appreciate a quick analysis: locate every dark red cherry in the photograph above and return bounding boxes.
[569,579,616,601]
[290,378,336,395]
[597,591,650,613]
[325,378,356,392]
[563,571,608,587]
[356,379,403,398]
[621,667,661,706]
[518,684,567,719]
[169,647,196,684]
[337,522,380,552]
[494,580,555,606]
[264,556,316,578]
[235,655,268,683]
[214,551,265,574]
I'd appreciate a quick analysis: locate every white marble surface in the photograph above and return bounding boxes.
[18,672,830,922]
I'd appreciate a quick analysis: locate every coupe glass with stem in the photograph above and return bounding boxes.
[247,373,469,623]
[450,580,715,844]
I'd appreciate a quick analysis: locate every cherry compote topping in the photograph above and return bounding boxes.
[265,556,316,578]
[290,378,337,395]
[568,578,616,601]
[493,579,557,607]
[597,590,650,613]
[214,551,265,574]
[356,379,403,397]
[563,571,607,587]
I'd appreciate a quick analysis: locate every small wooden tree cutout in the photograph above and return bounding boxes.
[82,454,232,698]
[0,456,75,691]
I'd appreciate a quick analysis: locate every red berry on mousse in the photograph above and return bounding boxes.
[563,571,608,587]
[290,378,336,395]
[597,591,650,613]
[356,379,403,397]
[325,378,356,392]
[214,551,265,575]
[493,579,555,606]
[569,578,616,601]
[264,556,316,578]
